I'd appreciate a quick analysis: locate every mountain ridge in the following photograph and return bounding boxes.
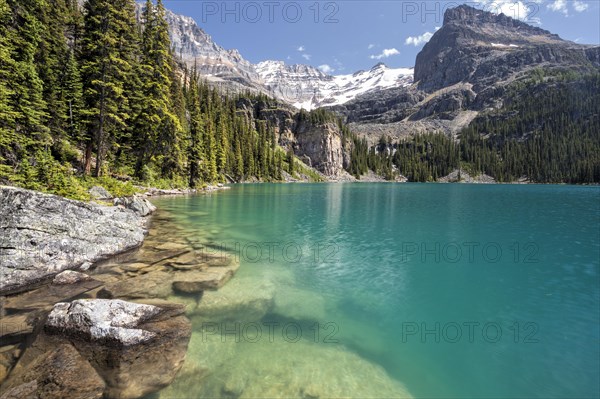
[155,4,413,110]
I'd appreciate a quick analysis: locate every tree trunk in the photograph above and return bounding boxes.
[84,141,93,175]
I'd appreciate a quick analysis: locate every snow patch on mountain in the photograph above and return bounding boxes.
[257,61,414,110]
[162,6,414,109]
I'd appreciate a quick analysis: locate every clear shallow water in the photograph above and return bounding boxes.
[152,184,600,399]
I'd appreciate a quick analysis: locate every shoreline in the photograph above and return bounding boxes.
[0,184,233,398]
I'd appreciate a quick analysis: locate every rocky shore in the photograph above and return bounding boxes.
[0,185,237,398]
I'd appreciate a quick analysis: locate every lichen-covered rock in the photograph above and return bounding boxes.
[45,299,161,346]
[0,186,148,295]
[88,185,113,200]
[114,195,157,217]
[52,270,92,285]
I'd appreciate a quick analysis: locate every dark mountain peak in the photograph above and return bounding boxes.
[414,4,597,93]
[443,4,556,39]
[443,4,486,24]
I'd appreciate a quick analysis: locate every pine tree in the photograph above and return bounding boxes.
[234,135,244,181]
[36,0,72,150]
[80,0,139,176]
[216,113,229,172]
[134,0,181,179]
[61,49,83,145]
[287,148,295,175]
[187,70,204,188]
[204,117,218,181]
[0,0,17,156]
[5,0,50,152]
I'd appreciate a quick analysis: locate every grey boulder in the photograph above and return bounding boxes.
[0,186,148,295]
[114,195,157,217]
[88,185,113,200]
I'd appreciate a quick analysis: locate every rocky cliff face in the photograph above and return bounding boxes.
[293,121,347,176]
[234,99,349,176]
[162,9,263,92]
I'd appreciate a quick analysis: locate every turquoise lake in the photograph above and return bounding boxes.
[152,184,600,398]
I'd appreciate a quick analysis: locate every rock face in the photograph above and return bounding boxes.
[234,99,351,176]
[2,299,192,399]
[159,7,263,94]
[0,186,149,295]
[294,121,346,176]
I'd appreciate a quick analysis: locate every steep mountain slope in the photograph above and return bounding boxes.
[329,4,600,143]
[415,5,599,92]
[157,6,413,109]
[162,8,264,93]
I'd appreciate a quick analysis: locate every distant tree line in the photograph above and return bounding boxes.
[353,72,600,183]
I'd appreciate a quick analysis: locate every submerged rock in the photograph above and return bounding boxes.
[1,278,103,313]
[0,311,43,346]
[185,273,277,322]
[52,270,92,285]
[0,186,148,295]
[158,326,413,399]
[0,344,105,399]
[3,299,192,399]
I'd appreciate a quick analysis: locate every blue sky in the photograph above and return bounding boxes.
[163,0,600,74]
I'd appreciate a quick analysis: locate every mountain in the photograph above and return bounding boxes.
[329,4,600,143]
[158,6,413,109]
[161,8,264,93]
[256,61,413,110]
[415,4,599,92]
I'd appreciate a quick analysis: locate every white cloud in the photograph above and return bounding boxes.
[474,0,541,23]
[301,54,312,61]
[318,64,335,74]
[297,45,305,52]
[369,48,400,60]
[548,0,568,15]
[368,44,375,49]
[405,31,434,46]
[573,0,588,12]
[333,57,345,71]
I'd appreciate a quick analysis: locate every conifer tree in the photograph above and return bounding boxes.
[5,0,50,151]
[61,49,83,146]
[187,70,204,187]
[80,0,140,176]
[0,0,18,169]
